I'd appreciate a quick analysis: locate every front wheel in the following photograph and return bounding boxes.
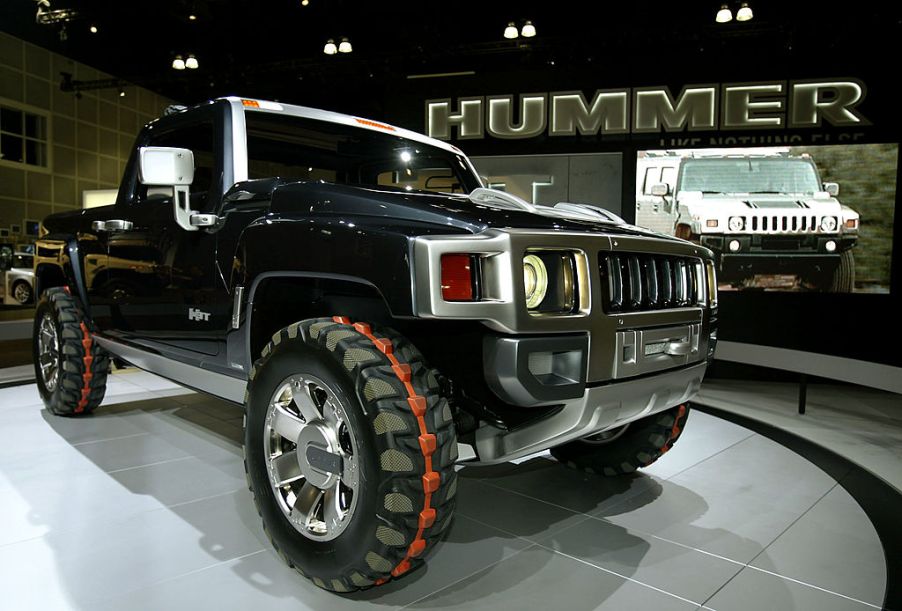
[33,287,109,415]
[829,249,855,292]
[244,317,457,592]
[551,404,690,476]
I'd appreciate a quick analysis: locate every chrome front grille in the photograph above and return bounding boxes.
[600,253,703,313]
[741,214,834,234]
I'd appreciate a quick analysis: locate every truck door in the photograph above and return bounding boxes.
[94,105,230,357]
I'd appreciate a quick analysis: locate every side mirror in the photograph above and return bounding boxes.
[823,182,840,196]
[650,183,670,197]
[138,147,197,231]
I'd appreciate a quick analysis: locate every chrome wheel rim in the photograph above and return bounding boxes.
[37,313,60,392]
[580,423,630,445]
[14,283,31,303]
[263,374,360,541]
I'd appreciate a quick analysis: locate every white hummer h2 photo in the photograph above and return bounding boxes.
[636,150,860,291]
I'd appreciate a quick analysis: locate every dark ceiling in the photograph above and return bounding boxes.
[2,0,901,117]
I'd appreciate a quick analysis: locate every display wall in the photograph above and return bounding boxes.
[377,62,902,368]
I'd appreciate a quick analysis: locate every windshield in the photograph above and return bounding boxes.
[679,158,821,195]
[244,111,480,195]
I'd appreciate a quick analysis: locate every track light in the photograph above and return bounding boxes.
[172,55,185,70]
[715,4,732,22]
[118,87,125,97]
[736,2,753,21]
[503,22,518,39]
[185,54,198,69]
[323,39,337,55]
[520,20,536,37]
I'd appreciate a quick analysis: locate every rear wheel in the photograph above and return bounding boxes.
[550,404,690,476]
[33,287,109,416]
[244,317,457,591]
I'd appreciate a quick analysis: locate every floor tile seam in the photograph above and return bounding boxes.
[743,564,883,609]
[537,545,706,608]
[71,431,152,446]
[105,454,196,474]
[465,475,600,519]
[580,516,750,568]
[653,430,757,483]
[85,548,269,606]
[452,508,596,546]
[399,543,538,609]
[742,482,838,568]
[0,487,248,552]
[466,428,757,520]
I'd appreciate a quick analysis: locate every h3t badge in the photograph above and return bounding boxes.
[188,307,211,322]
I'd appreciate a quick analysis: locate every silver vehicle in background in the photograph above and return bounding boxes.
[3,252,35,305]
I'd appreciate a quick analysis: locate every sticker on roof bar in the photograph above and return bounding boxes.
[241,99,283,111]
[355,118,396,131]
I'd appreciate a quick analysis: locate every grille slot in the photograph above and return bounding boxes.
[601,253,703,313]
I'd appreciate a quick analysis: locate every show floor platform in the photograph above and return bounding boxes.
[0,369,892,610]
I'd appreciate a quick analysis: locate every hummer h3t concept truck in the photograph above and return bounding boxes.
[33,97,718,592]
[637,150,859,291]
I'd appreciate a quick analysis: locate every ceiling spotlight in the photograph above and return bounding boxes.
[736,2,753,21]
[503,22,518,39]
[323,39,337,55]
[172,55,186,70]
[301,0,309,5]
[715,4,733,22]
[118,87,125,97]
[520,20,536,37]
[185,54,198,69]
[188,14,196,20]
[338,37,352,53]
[89,24,97,33]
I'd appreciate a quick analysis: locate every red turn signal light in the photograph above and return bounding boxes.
[440,254,476,301]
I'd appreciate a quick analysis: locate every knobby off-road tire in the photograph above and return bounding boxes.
[244,317,458,592]
[551,404,690,476]
[33,287,109,416]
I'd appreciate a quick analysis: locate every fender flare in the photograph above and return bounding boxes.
[34,235,91,317]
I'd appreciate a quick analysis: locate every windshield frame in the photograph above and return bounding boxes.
[233,102,483,196]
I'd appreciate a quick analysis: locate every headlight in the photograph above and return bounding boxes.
[728,216,745,232]
[523,251,577,314]
[523,254,548,309]
[821,216,838,232]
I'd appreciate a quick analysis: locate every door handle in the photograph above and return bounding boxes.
[92,219,134,232]
[664,339,691,356]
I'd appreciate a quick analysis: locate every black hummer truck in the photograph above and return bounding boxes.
[33,97,717,592]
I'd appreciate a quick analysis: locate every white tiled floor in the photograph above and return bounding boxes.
[696,380,902,492]
[0,369,889,610]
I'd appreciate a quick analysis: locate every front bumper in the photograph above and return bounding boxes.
[471,360,707,464]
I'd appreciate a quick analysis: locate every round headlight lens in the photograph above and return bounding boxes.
[821,216,838,232]
[523,254,548,309]
[728,216,745,232]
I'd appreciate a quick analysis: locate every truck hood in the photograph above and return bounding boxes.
[270,181,676,240]
[677,193,843,214]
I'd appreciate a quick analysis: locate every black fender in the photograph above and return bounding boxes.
[34,234,91,317]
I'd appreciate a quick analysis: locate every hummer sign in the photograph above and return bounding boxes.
[426,79,868,140]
